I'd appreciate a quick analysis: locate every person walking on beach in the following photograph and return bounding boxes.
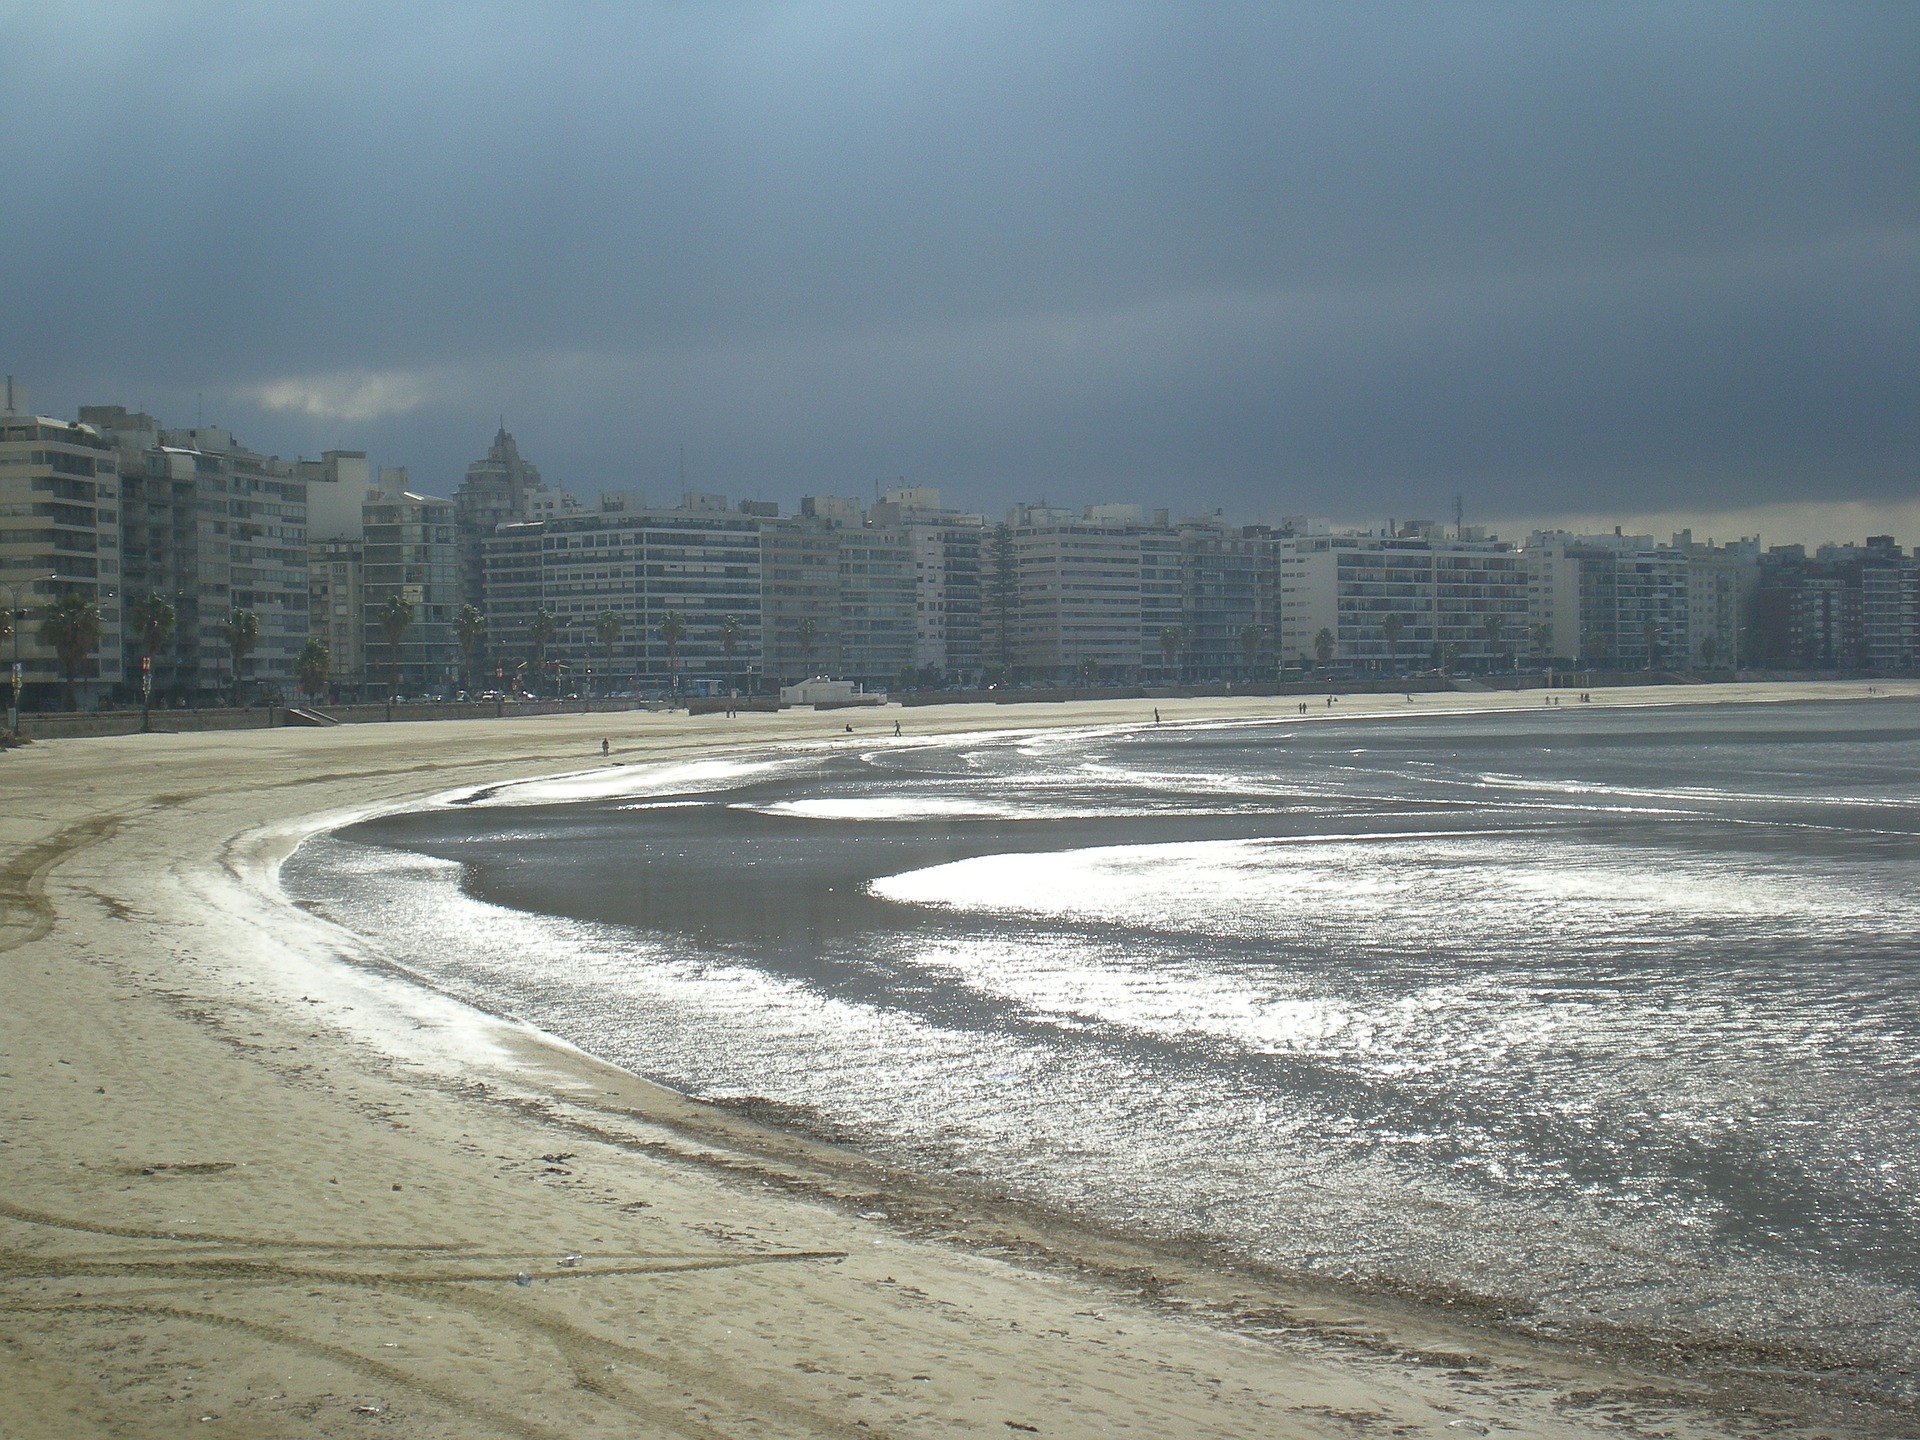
[601,738,609,756]
[893,718,901,737]
[1154,708,1160,725]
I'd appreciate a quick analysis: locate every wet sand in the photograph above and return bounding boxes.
[2,683,1913,1439]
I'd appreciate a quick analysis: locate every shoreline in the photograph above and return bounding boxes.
[4,682,1914,1438]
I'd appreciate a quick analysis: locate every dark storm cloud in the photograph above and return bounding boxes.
[3,1,1914,523]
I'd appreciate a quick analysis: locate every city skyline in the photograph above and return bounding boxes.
[3,373,1911,555]
[4,3,1914,548]
[8,384,1909,717]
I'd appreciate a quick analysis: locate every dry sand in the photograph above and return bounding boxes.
[2,682,1913,1439]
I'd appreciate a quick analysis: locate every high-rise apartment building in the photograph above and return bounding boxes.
[1139,521,1183,679]
[1859,539,1920,672]
[0,383,124,709]
[1277,531,1529,670]
[308,538,364,695]
[174,426,310,700]
[761,509,843,683]
[1750,538,1915,671]
[837,523,915,686]
[484,495,763,693]
[91,407,190,697]
[1178,515,1267,678]
[1007,504,1148,679]
[84,408,307,703]
[362,469,459,695]
[866,487,986,682]
[1526,530,1753,670]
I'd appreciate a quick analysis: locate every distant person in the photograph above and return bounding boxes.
[893,718,901,736]
[1154,708,1160,725]
[601,738,610,756]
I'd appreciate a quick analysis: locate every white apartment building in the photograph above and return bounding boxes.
[294,450,371,542]
[1007,504,1148,678]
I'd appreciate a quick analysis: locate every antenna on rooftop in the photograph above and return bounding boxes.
[1453,492,1465,539]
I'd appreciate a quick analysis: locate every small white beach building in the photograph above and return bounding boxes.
[779,677,885,707]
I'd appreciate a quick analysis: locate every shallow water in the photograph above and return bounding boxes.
[286,698,1920,1396]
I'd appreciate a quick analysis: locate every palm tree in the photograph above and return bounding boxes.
[128,592,175,731]
[1380,612,1404,672]
[1480,613,1506,672]
[594,608,624,699]
[375,594,413,697]
[527,607,557,698]
[1580,630,1608,668]
[720,613,744,694]
[1313,627,1335,674]
[220,606,260,707]
[659,610,686,692]
[1439,641,1461,675]
[1078,653,1100,688]
[796,615,818,680]
[455,604,485,693]
[1159,625,1183,680]
[1642,619,1662,671]
[1531,622,1554,665]
[1238,623,1263,677]
[1699,634,1719,669]
[296,636,331,701]
[40,593,102,711]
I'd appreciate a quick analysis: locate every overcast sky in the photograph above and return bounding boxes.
[4,2,1914,540]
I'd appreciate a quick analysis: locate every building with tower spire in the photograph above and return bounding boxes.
[453,424,549,611]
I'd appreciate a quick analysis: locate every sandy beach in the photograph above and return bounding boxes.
[3,682,1913,1440]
